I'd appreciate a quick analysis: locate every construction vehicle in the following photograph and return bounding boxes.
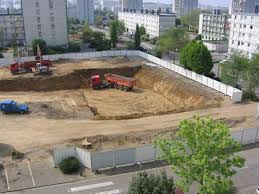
[0,100,29,114]
[33,45,52,75]
[90,73,137,91]
[9,45,51,75]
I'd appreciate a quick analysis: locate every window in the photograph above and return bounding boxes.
[37,17,40,23]
[238,41,240,46]
[241,42,244,45]
[51,23,55,29]
[50,16,54,22]
[36,2,39,7]
[38,31,42,37]
[244,24,246,28]
[248,43,250,47]
[232,40,234,44]
[37,24,41,30]
[36,9,40,15]
[250,25,253,29]
[49,0,54,9]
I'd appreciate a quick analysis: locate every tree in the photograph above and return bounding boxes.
[181,9,208,31]
[109,20,118,48]
[95,15,103,27]
[90,31,111,51]
[31,38,47,56]
[134,24,141,49]
[128,171,176,194]
[81,24,93,43]
[156,117,245,194]
[220,53,248,87]
[180,41,213,75]
[0,27,4,49]
[242,55,259,96]
[139,25,146,37]
[156,28,190,54]
[175,18,181,26]
[117,20,125,36]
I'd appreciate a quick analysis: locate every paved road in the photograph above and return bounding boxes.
[6,147,259,194]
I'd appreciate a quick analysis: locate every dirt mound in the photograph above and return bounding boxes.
[135,66,222,109]
[0,66,141,92]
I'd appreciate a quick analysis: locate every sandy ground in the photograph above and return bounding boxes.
[0,58,258,157]
[0,57,144,79]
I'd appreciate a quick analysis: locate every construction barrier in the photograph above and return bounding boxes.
[0,50,243,102]
[52,127,259,170]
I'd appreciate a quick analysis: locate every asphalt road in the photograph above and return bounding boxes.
[6,147,259,194]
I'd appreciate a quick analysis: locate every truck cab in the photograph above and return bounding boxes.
[0,100,29,114]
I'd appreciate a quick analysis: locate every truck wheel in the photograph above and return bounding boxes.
[114,84,119,89]
[119,85,123,90]
[123,87,129,92]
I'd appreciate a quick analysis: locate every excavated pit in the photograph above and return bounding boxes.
[0,59,223,120]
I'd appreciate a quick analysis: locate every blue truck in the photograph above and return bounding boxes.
[0,100,29,114]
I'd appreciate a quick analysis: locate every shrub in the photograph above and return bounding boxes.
[59,157,80,174]
[128,171,176,194]
[242,91,259,102]
[11,149,24,160]
[68,42,81,52]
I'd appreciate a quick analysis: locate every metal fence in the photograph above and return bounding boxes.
[52,127,259,170]
[0,50,243,102]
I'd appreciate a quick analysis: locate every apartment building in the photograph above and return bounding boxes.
[118,10,176,37]
[121,0,143,11]
[228,13,259,57]
[21,0,68,46]
[67,0,78,19]
[172,0,198,17]
[198,9,230,41]
[0,13,25,47]
[77,0,94,24]
[229,0,259,14]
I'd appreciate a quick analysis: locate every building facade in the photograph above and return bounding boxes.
[198,10,230,41]
[228,13,259,57]
[0,13,25,47]
[67,0,78,19]
[118,10,176,37]
[121,0,143,11]
[77,0,94,24]
[229,0,259,14]
[172,0,198,17]
[21,0,68,46]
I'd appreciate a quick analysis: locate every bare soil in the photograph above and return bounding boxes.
[0,57,257,157]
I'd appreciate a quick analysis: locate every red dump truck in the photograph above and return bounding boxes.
[10,60,51,75]
[90,73,137,91]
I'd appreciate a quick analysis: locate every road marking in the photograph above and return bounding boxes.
[94,189,121,194]
[27,160,36,186]
[4,165,10,190]
[69,181,114,192]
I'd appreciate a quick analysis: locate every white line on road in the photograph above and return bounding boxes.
[69,181,114,192]
[94,189,121,194]
[4,165,10,190]
[27,160,36,186]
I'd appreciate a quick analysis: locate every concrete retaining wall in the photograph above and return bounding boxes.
[52,127,259,170]
[0,50,243,102]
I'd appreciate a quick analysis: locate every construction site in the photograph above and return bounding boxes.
[0,55,257,159]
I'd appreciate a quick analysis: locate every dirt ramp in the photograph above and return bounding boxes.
[0,66,141,91]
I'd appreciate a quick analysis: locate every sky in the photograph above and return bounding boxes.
[144,0,230,7]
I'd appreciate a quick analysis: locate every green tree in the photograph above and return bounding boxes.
[156,28,190,54]
[181,9,208,31]
[128,171,176,194]
[90,31,111,51]
[156,117,245,194]
[180,41,213,75]
[95,15,103,27]
[117,20,125,36]
[31,38,47,56]
[109,20,118,48]
[0,27,4,48]
[175,18,181,26]
[139,25,146,37]
[220,53,248,87]
[81,24,93,43]
[134,24,141,49]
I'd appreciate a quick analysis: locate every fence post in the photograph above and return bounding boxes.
[241,129,245,144]
[255,128,259,143]
[256,104,259,118]
[112,150,115,168]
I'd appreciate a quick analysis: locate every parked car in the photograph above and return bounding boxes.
[0,100,29,114]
